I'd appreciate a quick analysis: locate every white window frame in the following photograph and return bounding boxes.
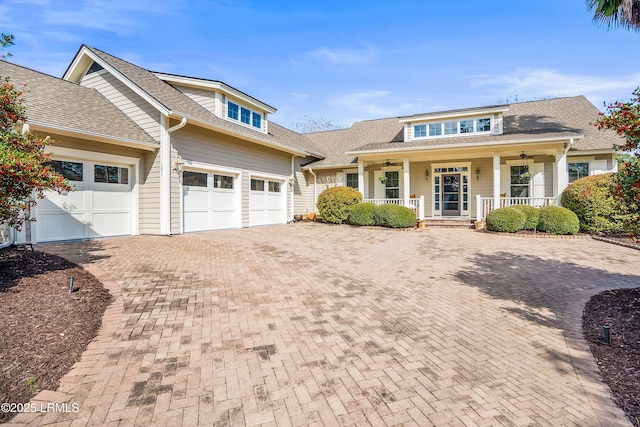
[226,99,265,131]
[411,116,492,141]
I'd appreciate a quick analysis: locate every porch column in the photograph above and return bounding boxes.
[357,159,365,198]
[403,158,410,207]
[555,150,568,205]
[493,154,501,207]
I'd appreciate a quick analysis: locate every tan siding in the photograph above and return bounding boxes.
[173,85,217,115]
[80,71,161,141]
[42,132,147,159]
[171,125,290,175]
[293,158,316,214]
[139,150,161,234]
[170,146,182,235]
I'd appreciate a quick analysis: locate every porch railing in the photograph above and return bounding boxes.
[476,195,557,220]
[364,197,424,219]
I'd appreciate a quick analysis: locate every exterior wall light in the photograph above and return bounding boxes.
[424,169,429,181]
[173,156,185,174]
[475,167,480,180]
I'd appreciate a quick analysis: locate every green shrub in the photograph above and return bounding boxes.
[537,206,580,235]
[561,173,626,234]
[373,203,417,228]
[316,186,363,224]
[511,204,540,230]
[348,202,378,226]
[485,207,526,233]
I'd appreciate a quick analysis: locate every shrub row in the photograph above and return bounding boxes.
[317,187,417,228]
[486,205,579,235]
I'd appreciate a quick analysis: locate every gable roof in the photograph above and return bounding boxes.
[0,60,158,149]
[65,45,323,158]
[304,96,621,168]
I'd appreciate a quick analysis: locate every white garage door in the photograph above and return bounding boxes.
[183,171,238,232]
[250,178,285,226]
[36,160,133,242]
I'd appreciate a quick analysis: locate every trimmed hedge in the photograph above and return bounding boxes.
[511,204,540,230]
[316,186,362,224]
[537,206,580,235]
[373,203,417,228]
[485,207,526,233]
[348,202,378,226]
[561,173,626,234]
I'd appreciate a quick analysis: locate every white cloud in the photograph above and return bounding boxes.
[335,89,432,119]
[306,44,376,65]
[470,68,640,106]
[290,92,308,102]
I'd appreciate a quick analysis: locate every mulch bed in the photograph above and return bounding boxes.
[583,288,640,427]
[0,247,111,423]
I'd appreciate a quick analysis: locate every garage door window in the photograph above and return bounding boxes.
[183,171,207,187]
[268,181,281,192]
[94,165,128,184]
[251,179,265,191]
[214,174,234,189]
[49,161,83,181]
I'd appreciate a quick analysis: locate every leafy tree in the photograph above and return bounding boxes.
[294,115,345,133]
[594,88,640,238]
[587,0,640,31]
[0,77,71,229]
[0,33,13,59]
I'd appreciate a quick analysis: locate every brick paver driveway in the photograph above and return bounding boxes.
[14,224,640,426]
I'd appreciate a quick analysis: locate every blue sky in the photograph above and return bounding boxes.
[1,0,639,130]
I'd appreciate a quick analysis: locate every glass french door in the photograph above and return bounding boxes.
[442,174,460,216]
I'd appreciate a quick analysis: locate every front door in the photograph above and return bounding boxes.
[442,174,460,216]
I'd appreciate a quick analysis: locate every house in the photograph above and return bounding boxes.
[0,45,620,244]
[301,97,621,221]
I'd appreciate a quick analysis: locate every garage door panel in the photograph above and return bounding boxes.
[92,190,131,211]
[249,180,285,227]
[35,159,134,242]
[184,211,209,233]
[90,212,131,237]
[183,171,238,232]
[36,212,86,242]
[250,193,266,209]
[39,188,86,213]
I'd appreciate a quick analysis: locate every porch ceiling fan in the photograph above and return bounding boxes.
[383,159,399,167]
[520,151,529,160]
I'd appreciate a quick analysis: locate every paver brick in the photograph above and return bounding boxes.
[13,225,638,426]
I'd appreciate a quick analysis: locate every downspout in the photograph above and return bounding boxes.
[308,167,317,213]
[290,155,296,221]
[564,138,574,155]
[160,116,187,236]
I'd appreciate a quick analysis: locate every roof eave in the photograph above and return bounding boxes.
[155,73,277,114]
[29,121,159,151]
[346,134,585,155]
[170,113,309,157]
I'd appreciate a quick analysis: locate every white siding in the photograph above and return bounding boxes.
[80,71,161,141]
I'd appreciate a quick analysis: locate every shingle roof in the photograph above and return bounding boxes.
[83,46,323,157]
[0,60,157,146]
[303,96,621,168]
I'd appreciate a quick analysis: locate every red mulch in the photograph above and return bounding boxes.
[0,247,111,423]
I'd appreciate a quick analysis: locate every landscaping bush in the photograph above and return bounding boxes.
[348,202,378,226]
[561,173,626,234]
[511,204,540,230]
[316,186,362,224]
[373,203,417,228]
[537,206,580,235]
[485,207,526,233]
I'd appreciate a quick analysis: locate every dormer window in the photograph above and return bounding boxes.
[412,116,492,140]
[227,100,264,131]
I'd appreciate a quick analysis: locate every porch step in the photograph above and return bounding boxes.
[420,218,475,229]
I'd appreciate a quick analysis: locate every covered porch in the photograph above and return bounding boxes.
[352,139,578,221]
